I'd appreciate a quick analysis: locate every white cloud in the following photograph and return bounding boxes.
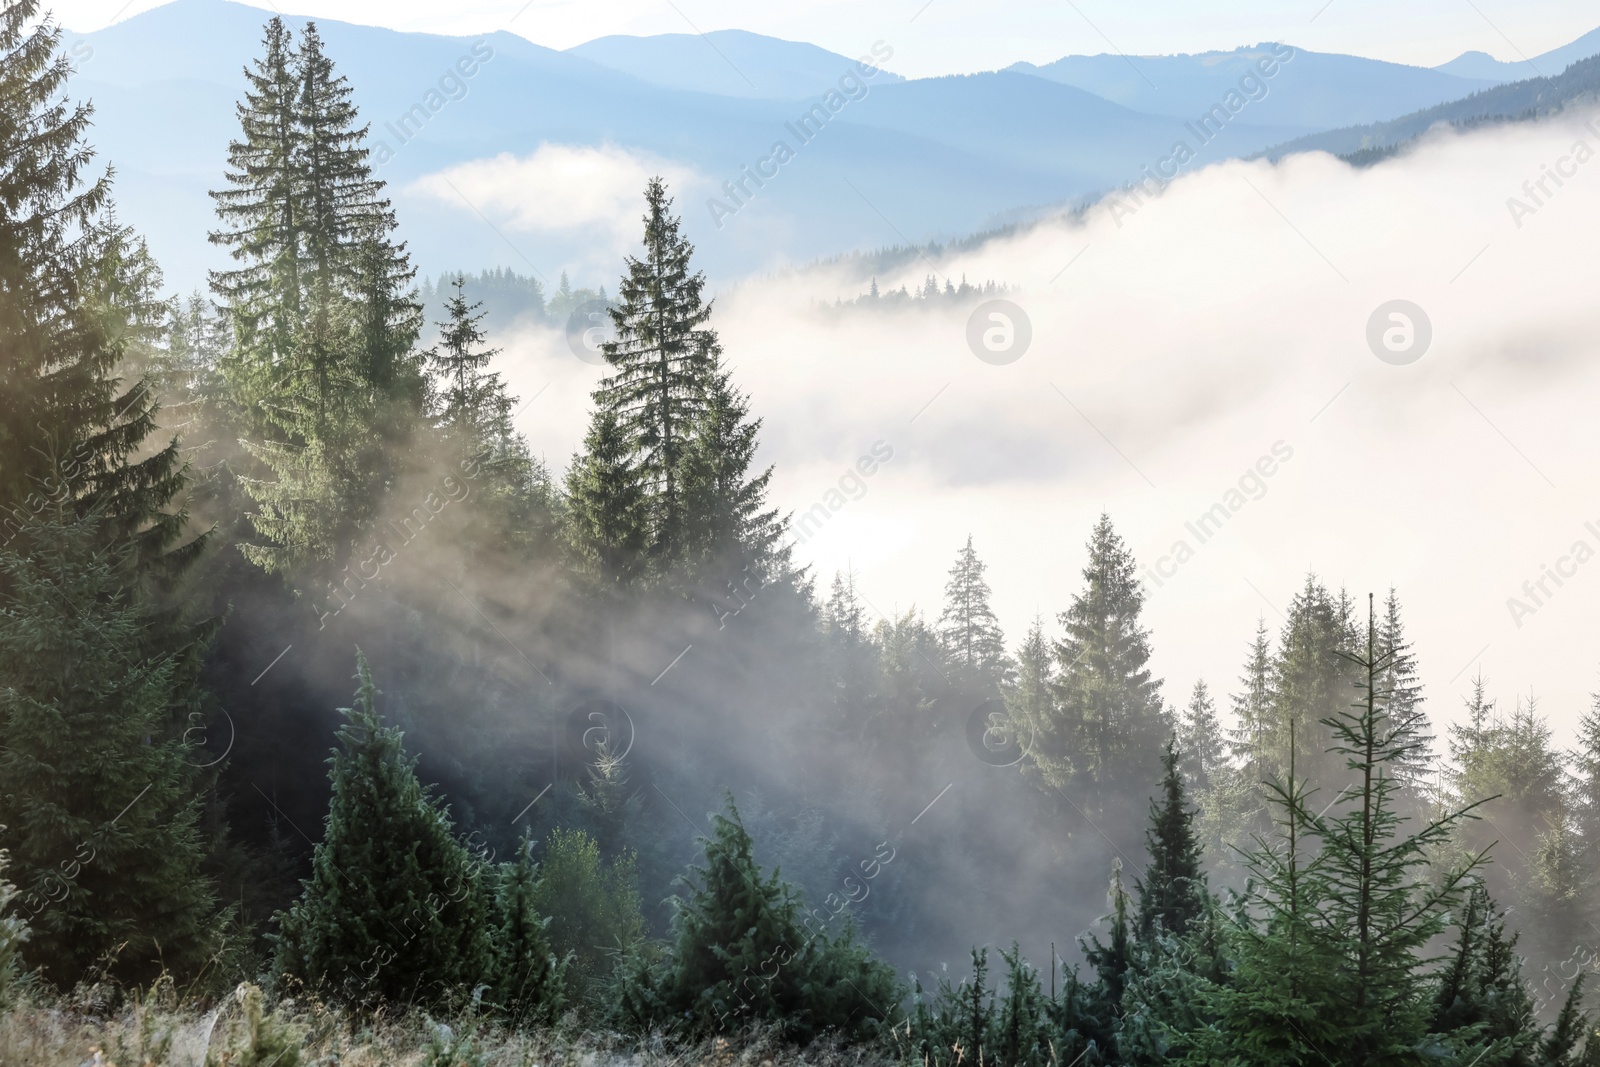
[486,107,1600,760]
[411,143,704,263]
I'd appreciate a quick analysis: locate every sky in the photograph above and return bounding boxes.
[55,0,1598,77]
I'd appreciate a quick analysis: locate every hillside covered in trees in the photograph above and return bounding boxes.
[2,1,1600,1064]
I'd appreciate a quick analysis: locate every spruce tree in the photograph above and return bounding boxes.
[679,366,782,588]
[1429,883,1554,1066]
[1135,739,1207,941]
[0,0,190,581]
[1034,514,1166,795]
[0,846,23,1005]
[1082,858,1135,1016]
[1227,616,1274,781]
[1378,587,1435,798]
[1182,677,1252,875]
[1309,595,1481,1064]
[487,834,566,1025]
[1522,819,1590,974]
[1186,719,1342,1067]
[1178,681,1226,794]
[1569,693,1600,935]
[1262,576,1360,792]
[1449,683,1568,911]
[574,738,643,857]
[820,571,880,738]
[428,276,511,458]
[424,272,546,554]
[295,23,386,304]
[630,794,898,1042]
[211,19,424,574]
[563,407,648,591]
[274,652,494,1008]
[1006,615,1054,758]
[874,607,947,752]
[937,535,1010,693]
[595,178,717,571]
[0,510,215,985]
[530,828,644,1003]
[209,16,301,372]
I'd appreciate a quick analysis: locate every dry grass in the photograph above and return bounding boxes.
[0,982,897,1067]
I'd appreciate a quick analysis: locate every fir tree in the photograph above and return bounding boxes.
[679,365,782,587]
[1378,587,1435,797]
[486,833,566,1025]
[1178,681,1226,794]
[1227,616,1274,779]
[0,846,23,1005]
[595,178,717,570]
[937,535,1010,693]
[208,16,302,370]
[530,828,644,1003]
[0,0,191,583]
[1291,595,1482,1065]
[1082,858,1135,1016]
[627,793,898,1043]
[274,652,495,1008]
[1135,739,1207,941]
[0,510,215,985]
[820,571,879,737]
[1006,615,1055,759]
[428,275,511,459]
[1261,576,1361,792]
[1569,692,1600,934]
[563,407,648,591]
[212,19,424,574]
[1035,514,1166,795]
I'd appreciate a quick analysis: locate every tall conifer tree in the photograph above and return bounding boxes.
[1033,514,1166,795]
[563,408,648,591]
[1178,681,1226,794]
[211,19,423,574]
[680,366,781,587]
[274,653,494,1008]
[596,178,717,571]
[0,511,215,985]
[1377,587,1435,797]
[937,535,1010,692]
[0,0,190,580]
[1135,739,1207,941]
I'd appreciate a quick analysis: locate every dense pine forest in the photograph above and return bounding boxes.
[2,1,1600,1063]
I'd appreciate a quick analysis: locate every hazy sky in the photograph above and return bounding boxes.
[56,0,1598,77]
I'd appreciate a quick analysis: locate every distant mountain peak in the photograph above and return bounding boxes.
[566,31,901,100]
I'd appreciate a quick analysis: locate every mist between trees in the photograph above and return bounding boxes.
[2,2,1600,1064]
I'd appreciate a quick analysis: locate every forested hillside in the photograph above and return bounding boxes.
[2,2,1600,1064]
